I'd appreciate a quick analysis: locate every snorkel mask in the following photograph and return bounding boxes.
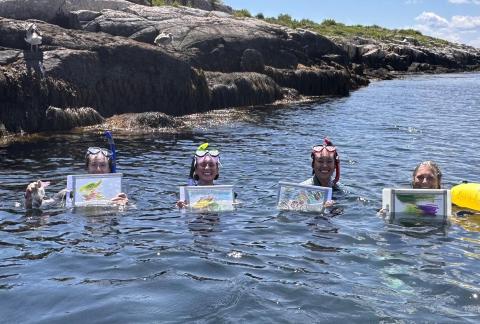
[189,143,221,182]
[311,137,340,185]
[84,131,117,173]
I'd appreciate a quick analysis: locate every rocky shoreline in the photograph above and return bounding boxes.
[1,0,479,137]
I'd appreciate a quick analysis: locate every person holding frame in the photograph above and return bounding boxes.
[25,135,128,209]
[301,137,341,209]
[378,160,443,216]
[176,143,222,209]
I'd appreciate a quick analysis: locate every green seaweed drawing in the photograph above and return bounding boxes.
[78,180,105,201]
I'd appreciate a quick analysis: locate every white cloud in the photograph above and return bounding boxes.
[448,0,480,4]
[451,15,480,28]
[415,11,449,27]
[413,12,480,48]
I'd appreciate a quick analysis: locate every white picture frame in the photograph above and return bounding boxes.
[180,185,235,212]
[277,181,332,212]
[66,173,123,207]
[382,188,451,217]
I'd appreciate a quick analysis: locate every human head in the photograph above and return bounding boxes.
[189,143,220,185]
[85,147,113,174]
[412,160,442,189]
[311,138,340,186]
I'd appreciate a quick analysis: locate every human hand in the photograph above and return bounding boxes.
[377,208,388,216]
[176,200,188,209]
[111,192,128,206]
[324,200,335,208]
[25,180,50,209]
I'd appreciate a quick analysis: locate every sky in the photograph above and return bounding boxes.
[223,0,480,48]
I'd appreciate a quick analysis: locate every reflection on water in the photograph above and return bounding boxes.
[1,73,480,322]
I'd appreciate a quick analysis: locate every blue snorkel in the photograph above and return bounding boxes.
[104,131,117,173]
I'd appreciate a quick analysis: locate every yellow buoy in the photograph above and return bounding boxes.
[451,183,480,211]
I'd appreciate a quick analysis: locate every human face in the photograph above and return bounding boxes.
[195,156,218,185]
[413,165,439,189]
[87,153,111,174]
[313,150,335,185]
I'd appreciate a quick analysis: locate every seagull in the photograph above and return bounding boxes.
[25,23,42,52]
[154,32,173,46]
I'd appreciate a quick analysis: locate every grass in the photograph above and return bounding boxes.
[244,12,451,48]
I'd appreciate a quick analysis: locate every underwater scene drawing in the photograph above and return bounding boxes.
[394,193,444,216]
[79,180,105,201]
[73,175,122,206]
[186,186,234,212]
[277,184,330,212]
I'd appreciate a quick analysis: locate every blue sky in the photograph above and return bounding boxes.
[223,0,480,48]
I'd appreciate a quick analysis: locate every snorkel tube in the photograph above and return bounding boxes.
[104,131,117,173]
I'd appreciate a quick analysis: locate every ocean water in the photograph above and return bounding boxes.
[1,73,480,323]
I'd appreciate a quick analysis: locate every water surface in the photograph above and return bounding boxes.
[1,73,480,323]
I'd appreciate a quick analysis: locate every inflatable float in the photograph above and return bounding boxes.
[451,183,480,211]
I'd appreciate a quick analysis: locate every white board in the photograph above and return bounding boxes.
[180,185,235,212]
[382,188,451,217]
[66,173,122,207]
[277,181,332,212]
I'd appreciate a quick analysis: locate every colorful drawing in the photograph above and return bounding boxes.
[395,193,442,216]
[382,189,451,218]
[78,180,105,201]
[277,182,332,212]
[66,173,123,207]
[184,185,234,212]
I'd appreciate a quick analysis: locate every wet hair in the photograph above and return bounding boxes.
[412,160,442,189]
[85,153,113,172]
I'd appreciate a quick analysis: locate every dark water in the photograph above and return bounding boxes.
[1,73,480,323]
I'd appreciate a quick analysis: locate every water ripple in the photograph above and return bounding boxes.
[1,73,480,322]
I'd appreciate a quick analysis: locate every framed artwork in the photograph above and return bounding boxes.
[382,188,451,217]
[66,173,123,207]
[180,185,235,212]
[277,181,332,212]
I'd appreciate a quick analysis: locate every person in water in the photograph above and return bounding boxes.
[177,143,221,208]
[25,147,128,208]
[302,138,340,188]
[378,160,443,216]
[300,138,341,209]
[412,160,442,189]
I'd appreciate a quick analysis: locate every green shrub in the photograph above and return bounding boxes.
[256,13,265,20]
[152,0,166,5]
[234,9,252,18]
[321,19,337,26]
